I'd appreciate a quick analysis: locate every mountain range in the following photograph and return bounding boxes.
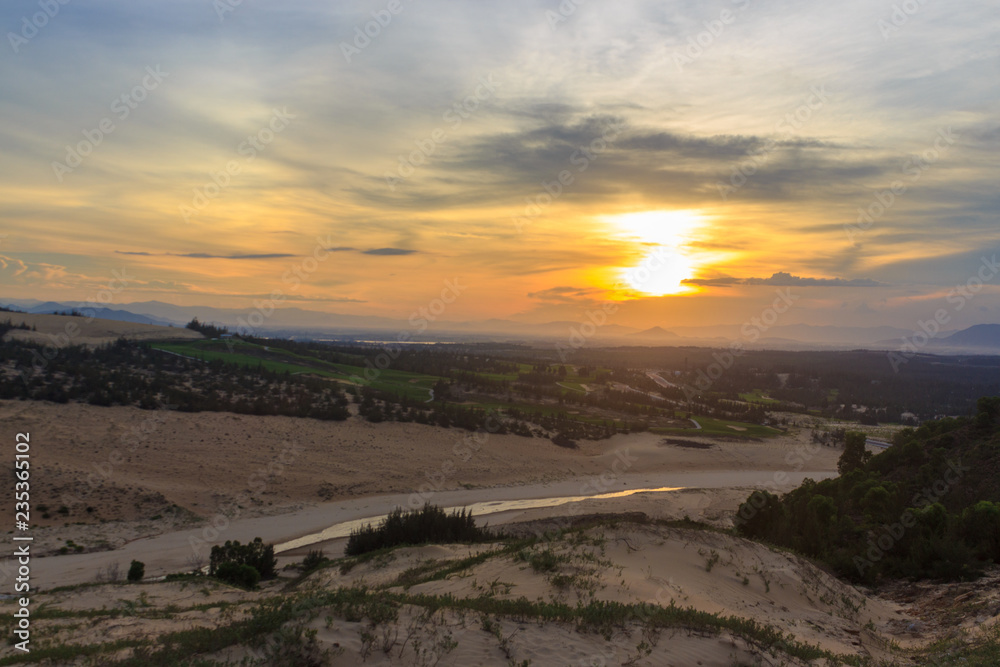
[2,298,998,353]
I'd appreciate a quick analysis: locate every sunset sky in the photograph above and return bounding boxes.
[1,0,998,330]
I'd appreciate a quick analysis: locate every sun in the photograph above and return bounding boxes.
[609,210,706,296]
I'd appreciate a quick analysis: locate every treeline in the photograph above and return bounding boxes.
[354,386,619,440]
[345,504,492,556]
[736,397,1000,583]
[2,338,350,421]
[0,318,34,336]
[569,347,1000,420]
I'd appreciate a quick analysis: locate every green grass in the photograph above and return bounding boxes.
[738,389,781,405]
[151,339,441,401]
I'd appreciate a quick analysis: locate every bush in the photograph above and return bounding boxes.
[215,562,260,589]
[301,549,327,572]
[127,560,145,582]
[345,504,491,556]
[209,537,277,580]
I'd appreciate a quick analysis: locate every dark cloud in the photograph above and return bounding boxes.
[684,272,887,287]
[361,248,417,256]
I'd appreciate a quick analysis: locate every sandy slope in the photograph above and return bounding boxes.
[1,522,934,666]
[1,311,202,347]
[0,400,842,587]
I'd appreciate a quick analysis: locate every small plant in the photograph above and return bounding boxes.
[127,560,145,582]
[528,549,561,573]
[301,549,327,572]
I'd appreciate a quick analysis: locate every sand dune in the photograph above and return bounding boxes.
[1,312,202,347]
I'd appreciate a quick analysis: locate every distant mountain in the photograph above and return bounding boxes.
[5,296,996,353]
[938,324,1000,349]
[9,301,174,326]
[628,326,678,340]
[668,323,914,344]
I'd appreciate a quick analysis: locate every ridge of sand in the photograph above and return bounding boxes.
[1,312,202,347]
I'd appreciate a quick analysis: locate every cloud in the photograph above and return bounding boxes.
[361,248,417,256]
[116,251,295,260]
[527,285,603,302]
[172,253,296,260]
[684,272,887,287]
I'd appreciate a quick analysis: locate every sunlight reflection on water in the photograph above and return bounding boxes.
[275,486,684,553]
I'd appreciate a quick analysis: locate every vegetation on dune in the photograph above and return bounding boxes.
[184,316,229,339]
[345,504,494,556]
[209,537,277,588]
[736,396,1000,583]
[127,560,145,583]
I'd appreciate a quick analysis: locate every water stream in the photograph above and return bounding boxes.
[275,486,684,553]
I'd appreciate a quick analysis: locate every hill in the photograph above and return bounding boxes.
[939,323,1000,349]
[628,325,678,340]
[736,397,1000,583]
[0,311,202,347]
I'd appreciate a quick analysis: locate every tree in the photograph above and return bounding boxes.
[838,431,869,475]
[209,537,277,580]
[127,560,145,582]
[215,562,260,588]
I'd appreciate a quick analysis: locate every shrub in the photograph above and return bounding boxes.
[209,537,277,580]
[301,549,327,572]
[345,504,491,556]
[215,562,260,589]
[127,560,145,582]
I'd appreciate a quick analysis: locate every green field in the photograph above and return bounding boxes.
[150,339,441,400]
[738,389,781,405]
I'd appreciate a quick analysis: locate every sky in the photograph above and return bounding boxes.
[1,0,998,331]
